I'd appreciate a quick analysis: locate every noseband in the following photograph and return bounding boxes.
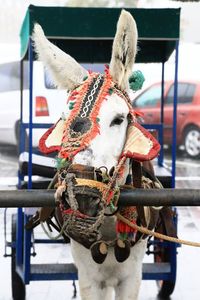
[55,159,126,249]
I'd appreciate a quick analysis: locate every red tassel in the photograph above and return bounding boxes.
[116,206,137,233]
[116,220,137,233]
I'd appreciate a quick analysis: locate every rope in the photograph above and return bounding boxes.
[40,171,68,240]
[44,162,200,248]
[40,221,64,240]
[40,218,70,240]
[116,212,200,248]
[86,157,127,232]
[47,172,58,189]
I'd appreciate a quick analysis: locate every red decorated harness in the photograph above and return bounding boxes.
[38,68,161,260]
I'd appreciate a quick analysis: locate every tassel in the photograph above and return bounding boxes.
[56,157,69,170]
[129,70,145,91]
[116,207,137,233]
[116,220,137,233]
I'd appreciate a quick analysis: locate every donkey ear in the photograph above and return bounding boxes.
[39,118,64,154]
[109,10,138,91]
[122,122,160,161]
[32,24,88,90]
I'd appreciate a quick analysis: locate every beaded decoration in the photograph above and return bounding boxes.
[59,70,113,160]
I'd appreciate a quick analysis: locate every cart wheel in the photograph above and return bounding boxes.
[11,214,26,300]
[154,239,176,299]
[157,280,175,299]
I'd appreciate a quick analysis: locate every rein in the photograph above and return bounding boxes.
[55,157,126,239]
[116,212,200,248]
[34,69,200,261]
[52,161,200,248]
[39,170,200,248]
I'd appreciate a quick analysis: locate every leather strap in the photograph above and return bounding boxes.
[131,159,147,229]
[132,160,142,188]
[131,159,161,242]
[156,207,177,238]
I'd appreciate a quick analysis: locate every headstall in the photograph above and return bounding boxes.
[38,67,161,262]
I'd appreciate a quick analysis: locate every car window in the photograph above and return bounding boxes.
[0,61,29,92]
[134,85,161,108]
[44,68,56,89]
[0,61,28,93]
[22,62,30,90]
[165,83,196,104]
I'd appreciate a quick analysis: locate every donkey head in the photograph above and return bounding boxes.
[33,10,160,258]
[33,10,141,178]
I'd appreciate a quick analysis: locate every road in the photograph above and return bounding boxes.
[0,145,200,300]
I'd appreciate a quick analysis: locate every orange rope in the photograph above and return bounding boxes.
[116,212,200,247]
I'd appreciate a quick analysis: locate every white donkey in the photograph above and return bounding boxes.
[33,10,161,300]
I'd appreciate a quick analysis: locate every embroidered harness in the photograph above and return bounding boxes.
[32,68,162,263]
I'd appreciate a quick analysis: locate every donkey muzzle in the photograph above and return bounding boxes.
[56,164,107,249]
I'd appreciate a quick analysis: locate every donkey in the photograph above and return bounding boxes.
[33,10,161,300]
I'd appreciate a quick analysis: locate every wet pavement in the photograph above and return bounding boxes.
[0,145,200,299]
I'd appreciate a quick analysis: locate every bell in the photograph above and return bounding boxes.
[114,239,131,263]
[90,241,108,264]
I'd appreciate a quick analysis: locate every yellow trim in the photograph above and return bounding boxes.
[75,178,107,193]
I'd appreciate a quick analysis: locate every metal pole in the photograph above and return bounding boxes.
[171,40,179,188]
[28,38,33,189]
[0,190,54,207]
[1,189,200,207]
[158,61,165,166]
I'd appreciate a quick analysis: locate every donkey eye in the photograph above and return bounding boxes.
[110,116,124,127]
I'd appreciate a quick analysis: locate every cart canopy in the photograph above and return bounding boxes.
[20,5,180,63]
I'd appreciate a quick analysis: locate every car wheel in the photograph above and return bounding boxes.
[184,126,200,159]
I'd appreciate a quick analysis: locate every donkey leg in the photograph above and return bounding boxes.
[71,240,113,300]
[78,275,113,300]
[115,274,142,300]
[115,240,147,300]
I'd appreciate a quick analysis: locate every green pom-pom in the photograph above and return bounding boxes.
[129,70,145,91]
[69,101,75,110]
[109,88,113,95]
[56,158,69,170]
[109,202,116,212]
[83,75,88,81]
[119,233,128,241]
[96,117,100,123]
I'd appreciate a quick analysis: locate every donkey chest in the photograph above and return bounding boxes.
[71,239,147,282]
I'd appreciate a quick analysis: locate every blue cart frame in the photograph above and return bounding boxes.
[9,5,181,300]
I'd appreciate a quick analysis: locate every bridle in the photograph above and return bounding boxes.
[38,68,161,262]
[46,72,131,262]
[58,67,136,160]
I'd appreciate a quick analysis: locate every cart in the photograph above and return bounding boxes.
[4,5,181,300]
